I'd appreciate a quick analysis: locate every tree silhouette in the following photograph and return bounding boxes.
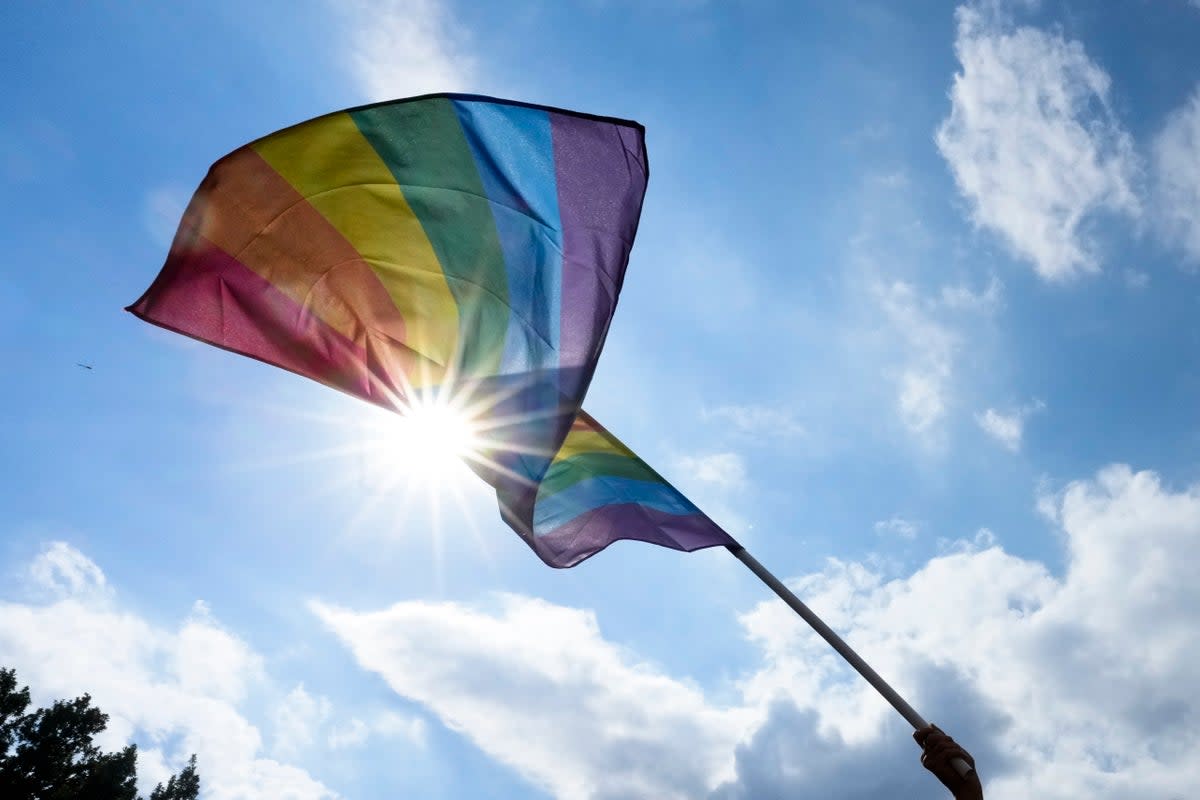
[0,667,200,800]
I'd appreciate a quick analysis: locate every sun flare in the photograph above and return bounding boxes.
[363,394,483,485]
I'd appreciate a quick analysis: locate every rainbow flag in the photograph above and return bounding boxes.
[129,93,736,567]
[527,411,733,566]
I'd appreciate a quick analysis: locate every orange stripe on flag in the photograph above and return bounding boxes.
[186,146,441,386]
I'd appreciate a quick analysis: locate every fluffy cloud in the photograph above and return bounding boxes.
[0,544,334,800]
[313,595,753,800]
[716,464,1200,798]
[1152,85,1200,265]
[27,541,111,601]
[335,0,475,102]
[936,3,1139,280]
[319,464,1200,799]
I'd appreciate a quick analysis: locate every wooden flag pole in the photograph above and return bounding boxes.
[727,544,973,779]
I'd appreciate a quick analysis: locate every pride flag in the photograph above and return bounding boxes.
[129,93,736,567]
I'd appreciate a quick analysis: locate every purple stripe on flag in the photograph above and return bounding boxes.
[532,503,736,568]
[549,113,648,374]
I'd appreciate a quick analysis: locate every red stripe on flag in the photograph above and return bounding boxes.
[128,236,402,408]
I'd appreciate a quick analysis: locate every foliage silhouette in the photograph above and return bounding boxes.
[0,667,200,800]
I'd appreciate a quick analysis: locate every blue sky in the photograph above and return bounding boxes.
[3,0,1200,797]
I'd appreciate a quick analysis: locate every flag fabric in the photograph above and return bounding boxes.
[526,411,734,566]
[129,93,736,567]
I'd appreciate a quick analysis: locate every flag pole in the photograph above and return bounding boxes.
[727,544,973,778]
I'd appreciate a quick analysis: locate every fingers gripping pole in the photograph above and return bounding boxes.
[727,545,973,779]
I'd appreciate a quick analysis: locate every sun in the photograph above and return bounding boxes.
[362,392,483,486]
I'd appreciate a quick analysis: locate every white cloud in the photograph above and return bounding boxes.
[27,541,111,601]
[976,408,1022,450]
[726,464,1200,798]
[335,0,475,102]
[0,544,334,800]
[666,452,752,533]
[898,370,946,434]
[1151,85,1200,264]
[874,516,919,539]
[319,463,1200,799]
[174,602,265,704]
[703,405,806,439]
[936,3,1139,281]
[875,281,958,438]
[671,452,748,489]
[976,400,1043,451]
[313,595,753,800]
[273,685,332,760]
[937,526,998,555]
[272,683,427,757]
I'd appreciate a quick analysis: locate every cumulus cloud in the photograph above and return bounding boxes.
[313,595,752,800]
[717,464,1200,798]
[0,544,334,799]
[1152,85,1200,265]
[334,0,475,102]
[319,464,1200,799]
[936,3,1139,281]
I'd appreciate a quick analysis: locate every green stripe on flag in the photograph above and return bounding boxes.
[352,98,510,377]
[537,452,665,499]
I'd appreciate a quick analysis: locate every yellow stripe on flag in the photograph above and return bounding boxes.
[254,113,460,370]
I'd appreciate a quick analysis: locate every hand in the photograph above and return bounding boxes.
[913,724,982,800]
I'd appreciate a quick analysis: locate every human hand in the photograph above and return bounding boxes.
[913,724,982,800]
